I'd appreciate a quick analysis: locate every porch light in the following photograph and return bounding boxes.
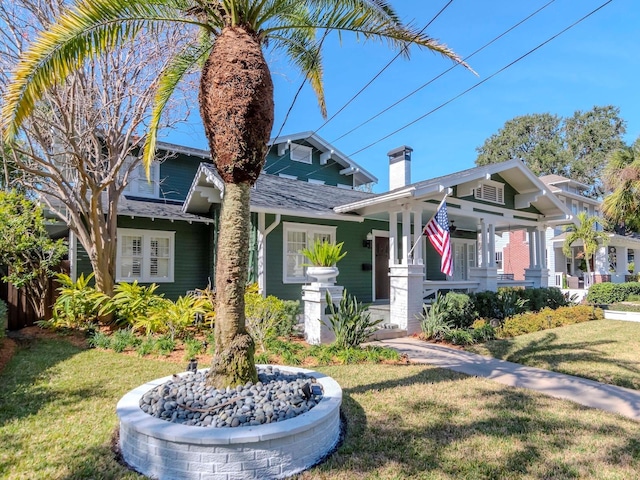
[363,232,373,249]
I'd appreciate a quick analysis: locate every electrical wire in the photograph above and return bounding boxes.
[332,0,556,143]
[348,0,614,158]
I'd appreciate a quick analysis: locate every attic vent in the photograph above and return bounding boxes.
[475,182,504,204]
[290,144,312,164]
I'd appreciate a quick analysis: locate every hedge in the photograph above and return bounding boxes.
[586,282,640,304]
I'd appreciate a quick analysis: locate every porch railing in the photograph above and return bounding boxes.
[423,280,480,301]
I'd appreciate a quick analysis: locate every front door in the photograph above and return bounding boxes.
[374,236,390,300]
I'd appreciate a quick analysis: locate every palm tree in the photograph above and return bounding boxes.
[1,0,471,387]
[602,137,640,231]
[562,211,609,285]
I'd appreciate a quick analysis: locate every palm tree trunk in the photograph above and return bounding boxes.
[200,27,273,387]
[208,182,258,387]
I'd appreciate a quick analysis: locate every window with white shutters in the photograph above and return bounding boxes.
[290,144,313,164]
[116,229,174,282]
[475,181,505,205]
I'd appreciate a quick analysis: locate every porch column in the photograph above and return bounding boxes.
[401,208,411,265]
[389,211,398,266]
[617,246,628,279]
[528,228,536,268]
[634,250,639,274]
[488,223,496,267]
[538,227,547,269]
[413,207,423,265]
[480,219,488,267]
[389,264,424,334]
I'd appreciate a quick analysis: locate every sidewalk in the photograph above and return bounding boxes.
[374,337,640,421]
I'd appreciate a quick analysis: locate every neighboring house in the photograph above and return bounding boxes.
[497,174,640,290]
[59,132,574,333]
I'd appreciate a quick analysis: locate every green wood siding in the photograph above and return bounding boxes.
[264,215,387,303]
[74,218,213,300]
[158,153,204,202]
[263,142,351,187]
[457,173,541,214]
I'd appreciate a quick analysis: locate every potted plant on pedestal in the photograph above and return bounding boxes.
[301,239,347,285]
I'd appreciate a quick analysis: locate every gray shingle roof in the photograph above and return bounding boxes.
[200,164,374,215]
[119,196,212,223]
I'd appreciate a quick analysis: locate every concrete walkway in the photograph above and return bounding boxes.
[374,337,640,421]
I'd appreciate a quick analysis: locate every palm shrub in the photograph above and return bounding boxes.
[101,281,165,327]
[419,294,453,341]
[144,295,207,340]
[50,273,108,329]
[325,290,382,349]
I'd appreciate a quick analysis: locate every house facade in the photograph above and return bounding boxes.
[496,174,640,290]
[62,132,574,335]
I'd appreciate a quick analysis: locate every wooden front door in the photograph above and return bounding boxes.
[375,236,390,300]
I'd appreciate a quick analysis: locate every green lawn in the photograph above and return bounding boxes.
[1,336,639,479]
[467,319,640,390]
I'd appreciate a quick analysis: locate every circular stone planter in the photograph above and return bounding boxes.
[116,366,342,480]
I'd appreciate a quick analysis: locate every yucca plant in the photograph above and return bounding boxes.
[325,290,382,349]
[301,239,347,267]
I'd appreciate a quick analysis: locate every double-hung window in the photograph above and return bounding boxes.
[122,155,160,198]
[283,222,336,283]
[117,228,175,283]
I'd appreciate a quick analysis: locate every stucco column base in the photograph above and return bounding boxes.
[302,284,344,345]
[524,268,549,288]
[469,267,498,292]
[389,264,424,335]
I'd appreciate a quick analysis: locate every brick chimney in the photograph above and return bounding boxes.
[388,145,413,190]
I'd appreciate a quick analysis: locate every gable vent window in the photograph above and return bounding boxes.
[290,144,313,164]
[475,182,504,205]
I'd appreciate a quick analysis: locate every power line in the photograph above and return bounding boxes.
[332,0,556,143]
[348,0,614,158]
[311,0,455,135]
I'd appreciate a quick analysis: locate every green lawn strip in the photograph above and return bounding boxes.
[1,337,639,479]
[467,319,640,390]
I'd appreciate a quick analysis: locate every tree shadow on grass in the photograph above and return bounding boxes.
[479,332,640,390]
[303,366,640,480]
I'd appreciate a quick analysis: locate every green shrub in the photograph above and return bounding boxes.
[245,293,285,352]
[587,282,640,304]
[88,330,111,349]
[154,335,177,356]
[145,295,206,340]
[0,299,7,339]
[469,291,501,320]
[498,305,603,338]
[470,322,496,342]
[276,300,301,337]
[101,281,165,327]
[182,337,204,360]
[136,336,156,357]
[51,273,108,329]
[520,287,568,311]
[439,292,475,328]
[419,295,453,341]
[325,290,382,349]
[445,328,475,345]
[110,328,138,353]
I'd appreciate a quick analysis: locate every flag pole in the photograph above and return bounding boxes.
[408,194,447,259]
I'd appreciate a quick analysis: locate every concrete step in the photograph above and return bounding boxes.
[368,326,408,341]
[366,304,390,324]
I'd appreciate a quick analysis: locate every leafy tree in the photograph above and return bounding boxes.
[476,106,626,197]
[0,0,190,296]
[562,211,609,282]
[1,0,470,387]
[601,136,640,231]
[0,190,67,319]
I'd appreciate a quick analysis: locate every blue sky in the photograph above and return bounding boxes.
[170,0,640,192]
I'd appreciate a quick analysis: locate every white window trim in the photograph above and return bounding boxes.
[474,180,504,205]
[122,155,161,199]
[290,144,313,164]
[116,228,175,283]
[282,222,337,284]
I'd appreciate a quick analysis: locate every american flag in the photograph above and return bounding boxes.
[424,197,453,276]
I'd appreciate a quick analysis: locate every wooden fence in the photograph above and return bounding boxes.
[0,261,70,330]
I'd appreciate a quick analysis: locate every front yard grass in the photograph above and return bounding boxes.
[467,319,640,390]
[1,335,639,479]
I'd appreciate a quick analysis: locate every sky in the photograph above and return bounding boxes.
[169,0,640,193]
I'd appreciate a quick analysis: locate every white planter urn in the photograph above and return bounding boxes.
[307,266,339,285]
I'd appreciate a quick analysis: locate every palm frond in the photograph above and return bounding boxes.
[143,32,215,174]
[2,0,205,142]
